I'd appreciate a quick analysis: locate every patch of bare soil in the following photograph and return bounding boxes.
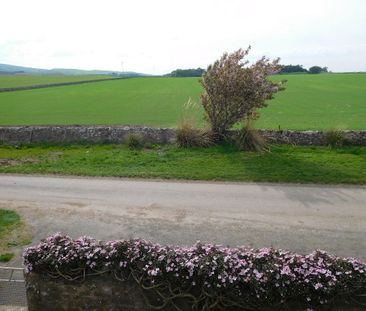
[47,151,64,161]
[0,158,39,166]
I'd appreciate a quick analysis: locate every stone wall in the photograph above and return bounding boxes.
[25,273,149,311]
[0,126,365,146]
[25,273,365,311]
[258,129,366,146]
[0,126,176,145]
[26,273,195,311]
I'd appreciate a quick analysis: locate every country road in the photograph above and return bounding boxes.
[1,175,365,261]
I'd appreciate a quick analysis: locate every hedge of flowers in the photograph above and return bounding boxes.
[23,233,366,310]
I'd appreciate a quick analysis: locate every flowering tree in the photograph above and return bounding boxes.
[200,47,286,139]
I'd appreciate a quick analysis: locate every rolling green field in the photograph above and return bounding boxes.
[0,74,114,88]
[0,73,365,130]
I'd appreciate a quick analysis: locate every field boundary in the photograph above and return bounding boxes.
[0,126,365,146]
[0,77,128,92]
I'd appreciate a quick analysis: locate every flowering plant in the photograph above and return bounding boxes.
[23,233,366,310]
[200,47,286,139]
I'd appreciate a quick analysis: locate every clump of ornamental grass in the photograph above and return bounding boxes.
[325,129,347,148]
[125,133,144,149]
[24,233,366,311]
[234,120,268,153]
[176,98,214,148]
[176,119,214,148]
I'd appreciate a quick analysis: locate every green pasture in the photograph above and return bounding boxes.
[0,74,113,88]
[0,73,365,130]
[0,144,365,184]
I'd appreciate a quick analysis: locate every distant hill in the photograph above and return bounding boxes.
[0,64,49,75]
[0,63,147,77]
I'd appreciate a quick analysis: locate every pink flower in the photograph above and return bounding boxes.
[314,283,323,290]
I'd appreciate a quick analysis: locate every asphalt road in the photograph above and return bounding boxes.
[1,175,365,261]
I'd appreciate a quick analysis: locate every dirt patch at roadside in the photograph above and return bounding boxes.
[0,158,39,167]
[47,152,64,161]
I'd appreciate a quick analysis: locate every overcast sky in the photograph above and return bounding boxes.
[1,0,365,74]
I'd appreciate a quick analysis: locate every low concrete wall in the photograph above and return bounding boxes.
[0,126,365,146]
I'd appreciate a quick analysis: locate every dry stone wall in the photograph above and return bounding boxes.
[25,273,149,311]
[259,129,366,146]
[25,273,366,311]
[0,126,365,146]
[0,126,176,145]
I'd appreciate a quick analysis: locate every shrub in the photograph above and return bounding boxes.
[125,133,144,149]
[325,129,346,148]
[24,233,366,310]
[200,46,286,139]
[234,122,268,152]
[176,119,213,148]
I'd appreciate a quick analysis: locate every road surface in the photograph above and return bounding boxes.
[0,174,365,261]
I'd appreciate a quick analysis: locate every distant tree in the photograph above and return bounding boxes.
[279,64,307,74]
[169,68,205,77]
[309,66,326,74]
[200,47,286,139]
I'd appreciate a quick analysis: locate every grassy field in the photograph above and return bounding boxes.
[0,74,114,88]
[0,144,365,184]
[0,73,365,130]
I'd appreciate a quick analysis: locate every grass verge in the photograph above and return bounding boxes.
[0,144,365,184]
[0,209,31,262]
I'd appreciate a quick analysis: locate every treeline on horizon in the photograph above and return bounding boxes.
[279,64,328,74]
[166,68,206,77]
[166,64,329,77]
